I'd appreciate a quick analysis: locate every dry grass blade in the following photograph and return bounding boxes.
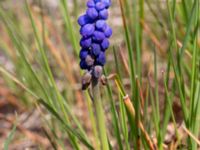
[0,27,16,60]
[140,20,165,56]
[119,47,130,75]
[141,19,193,59]
[182,126,200,146]
[136,78,145,115]
[123,95,157,150]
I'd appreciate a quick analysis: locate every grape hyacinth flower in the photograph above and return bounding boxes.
[78,0,112,90]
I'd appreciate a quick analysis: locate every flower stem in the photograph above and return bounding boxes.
[92,78,109,150]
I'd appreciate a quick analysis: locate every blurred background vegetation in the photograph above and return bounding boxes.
[0,0,199,149]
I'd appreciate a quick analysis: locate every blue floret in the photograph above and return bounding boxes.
[104,25,112,37]
[80,60,89,70]
[86,8,98,19]
[101,38,109,50]
[95,2,106,11]
[93,31,106,42]
[96,20,106,30]
[87,0,95,7]
[80,24,95,38]
[79,49,89,59]
[91,43,101,56]
[96,52,106,65]
[99,9,108,19]
[80,37,92,48]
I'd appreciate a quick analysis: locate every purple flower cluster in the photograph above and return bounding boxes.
[78,0,112,83]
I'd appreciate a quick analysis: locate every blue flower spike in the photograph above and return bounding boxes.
[78,0,112,89]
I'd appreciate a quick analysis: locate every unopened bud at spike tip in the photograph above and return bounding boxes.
[93,65,103,78]
[85,55,94,66]
[82,71,92,90]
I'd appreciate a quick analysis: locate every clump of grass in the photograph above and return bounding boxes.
[0,0,199,149]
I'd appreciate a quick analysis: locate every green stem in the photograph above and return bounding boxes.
[92,79,109,150]
[85,92,100,150]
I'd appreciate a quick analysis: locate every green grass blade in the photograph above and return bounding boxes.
[104,69,123,150]
[167,0,188,124]
[181,0,189,21]
[4,121,17,150]
[179,0,198,58]
[38,99,94,150]
[118,0,136,95]
[25,0,75,138]
[59,0,79,56]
